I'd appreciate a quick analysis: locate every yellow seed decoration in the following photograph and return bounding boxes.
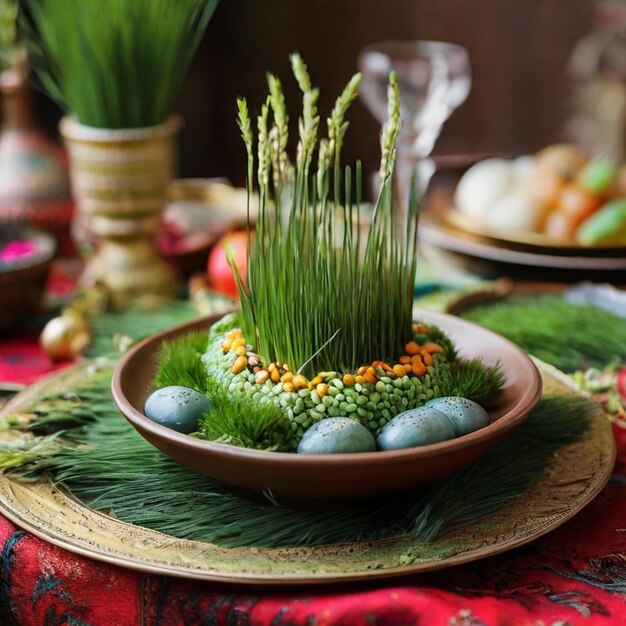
[355,375,366,384]
[392,364,407,378]
[399,355,411,365]
[292,374,308,389]
[280,372,294,384]
[231,338,245,351]
[270,368,280,383]
[316,383,329,397]
[310,375,323,387]
[283,381,295,392]
[231,355,248,375]
[226,329,240,339]
[235,346,247,357]
[403,364,412,374]
[255,370,270,384]
[357,366,368,376]
[221,339,233,352]
[343,374,356,386]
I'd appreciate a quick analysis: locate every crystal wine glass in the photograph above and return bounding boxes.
[358,40,471,211]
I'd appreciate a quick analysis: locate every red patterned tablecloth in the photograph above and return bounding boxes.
[1,311,626,624]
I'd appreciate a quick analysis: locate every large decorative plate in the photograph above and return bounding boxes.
[420,170,626,282]
[0,359,615,585]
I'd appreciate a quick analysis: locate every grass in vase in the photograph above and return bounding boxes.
[20,0,219,128]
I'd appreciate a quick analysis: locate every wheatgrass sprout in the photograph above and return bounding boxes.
[19,0,219,128]
[232,57,419,378]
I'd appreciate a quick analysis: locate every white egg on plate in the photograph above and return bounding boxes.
[512,155,537,182]
[486,189,545,233]
[455,158,516,220]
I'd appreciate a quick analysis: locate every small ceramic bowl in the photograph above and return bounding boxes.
[0,225,56,330]
[111,311,542,500]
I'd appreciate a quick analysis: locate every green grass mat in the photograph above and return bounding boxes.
[461,294,626,373]
[0,293,615,549]
[3,364,593,548]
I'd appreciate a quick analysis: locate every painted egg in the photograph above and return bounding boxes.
[425,396,489,437]
[297,417,376,454]
[377,407,455,451]
[144,385,213,434]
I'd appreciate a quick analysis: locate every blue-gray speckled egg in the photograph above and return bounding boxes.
[425,396,489,437]
[144,385,213,434]
[377,407,455,451]
[297,417,376,454]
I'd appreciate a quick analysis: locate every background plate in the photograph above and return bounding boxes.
[0,359,615,585]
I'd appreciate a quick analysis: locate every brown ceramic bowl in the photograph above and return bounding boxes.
[111,311,542,500]
[0,225,56,330]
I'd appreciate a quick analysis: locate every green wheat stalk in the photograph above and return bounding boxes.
[19,0,219,128]
[233,56,419,377]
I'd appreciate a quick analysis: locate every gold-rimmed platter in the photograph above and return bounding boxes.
[0,359,614,585]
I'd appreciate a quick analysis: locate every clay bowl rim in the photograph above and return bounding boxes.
[0,225,56,273]
[111,310,543,468]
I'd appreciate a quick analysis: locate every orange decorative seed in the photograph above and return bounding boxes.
[399,355,411,365]
[422,343,444,354]
[283,382,295,393]
[316,383,329,397]
[343,374,356,386]
[355,375,366,384]
[280,372,294,383]
[310,375,323,387]
[405,341,420,356]
[364,372,377,384]
[422,352,433,366]
[270,368,280,383]
[412,361,427,376]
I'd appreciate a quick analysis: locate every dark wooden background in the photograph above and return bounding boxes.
[37,0,596,188]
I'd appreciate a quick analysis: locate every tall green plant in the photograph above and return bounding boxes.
[0,0,21,72]
[19,0,218,128]
[233,55,419,377]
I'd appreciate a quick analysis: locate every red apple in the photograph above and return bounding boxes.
[207,230,251,299]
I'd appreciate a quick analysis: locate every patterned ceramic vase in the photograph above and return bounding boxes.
[60,116,181,309]
[0,70,73,254]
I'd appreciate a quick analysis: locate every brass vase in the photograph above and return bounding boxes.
[60,116,181,309]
